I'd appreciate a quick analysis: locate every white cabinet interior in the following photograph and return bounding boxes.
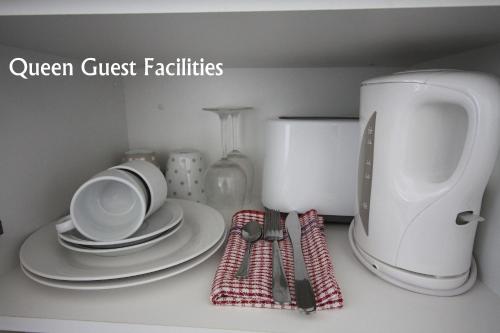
[1,3,500,332]
[0,45,128,276]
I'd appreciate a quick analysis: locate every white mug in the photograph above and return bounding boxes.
[166,150,207,203]
[60,169,148,241]
[111,160,168,217]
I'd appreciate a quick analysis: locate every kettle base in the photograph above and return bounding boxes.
[348,223,477,296]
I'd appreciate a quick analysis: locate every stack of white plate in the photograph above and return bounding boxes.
[20,199,226,290]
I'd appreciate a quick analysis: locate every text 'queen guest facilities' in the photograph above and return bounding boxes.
[9,57,224,79]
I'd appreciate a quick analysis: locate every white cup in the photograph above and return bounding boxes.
[59,169,148,241]
[111,160,168,218]
[166,149,207,203]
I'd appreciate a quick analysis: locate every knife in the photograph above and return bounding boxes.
[286,211,316,313]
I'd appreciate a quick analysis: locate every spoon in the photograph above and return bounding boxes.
[236,220,262,278]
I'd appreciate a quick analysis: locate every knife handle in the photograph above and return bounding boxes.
[291,243,317,313]
[295,279,316,314]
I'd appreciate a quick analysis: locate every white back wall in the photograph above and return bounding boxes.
[0,45,129,275]
[123,67,401,200]
[416,43,500,297]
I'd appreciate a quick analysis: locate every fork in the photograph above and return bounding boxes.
[263,208,291,304]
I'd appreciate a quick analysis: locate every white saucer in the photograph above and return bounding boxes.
[21,229,226,290]
[20,199,225,281]
[57,219,183,257]
[58,200,183,248]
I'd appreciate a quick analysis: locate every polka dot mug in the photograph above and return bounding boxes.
[166,149,207,203]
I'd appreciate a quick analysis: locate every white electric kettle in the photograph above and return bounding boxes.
[349,70,500,296]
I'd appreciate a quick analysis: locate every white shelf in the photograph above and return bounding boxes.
[1,224,499,333]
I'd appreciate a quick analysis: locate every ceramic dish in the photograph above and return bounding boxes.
[20,199,225,281]
[21,229,226,290]
[58,200,183,248]
[111,160,168,218]
[57,219,183,257]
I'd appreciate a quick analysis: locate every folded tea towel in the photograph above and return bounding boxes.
[210,209,343,310]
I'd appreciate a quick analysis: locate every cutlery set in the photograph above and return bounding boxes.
[210,209,343,311]
[236,208,317,313]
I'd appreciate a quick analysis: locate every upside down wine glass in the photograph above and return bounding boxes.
[226,107,254,204]
[203,107,247,220]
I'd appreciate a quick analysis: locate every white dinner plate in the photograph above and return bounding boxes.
[58,200,183,248]
[20,199,225,281]
[57,219,183,257]
[21,229,226,290]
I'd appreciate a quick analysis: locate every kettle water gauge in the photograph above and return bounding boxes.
[358,112,376,235]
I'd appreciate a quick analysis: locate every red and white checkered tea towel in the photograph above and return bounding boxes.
[210,209,343,310]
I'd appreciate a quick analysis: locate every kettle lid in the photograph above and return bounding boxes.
[361,69,463,85]
[362,69,500,97]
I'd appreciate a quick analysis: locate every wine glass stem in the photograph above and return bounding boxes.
[231,111,242,151]
[219,113,230,158]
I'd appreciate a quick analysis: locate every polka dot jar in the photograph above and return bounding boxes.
[166,149,207,203]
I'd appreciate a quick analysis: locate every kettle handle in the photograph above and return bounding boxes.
[412,83,498,201]
[444,83,500,204]
[397,87,479,200]
[439,90,478,189]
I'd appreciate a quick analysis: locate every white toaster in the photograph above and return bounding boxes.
[262,117,359,220]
